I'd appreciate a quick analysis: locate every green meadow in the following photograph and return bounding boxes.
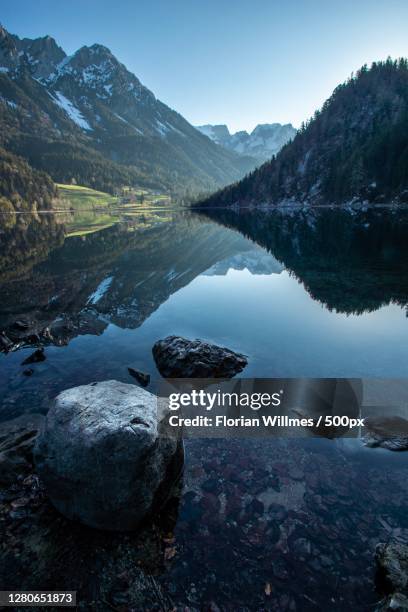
[56,184,119,210]
[56,184,173,236]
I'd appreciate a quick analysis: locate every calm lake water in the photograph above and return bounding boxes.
[1,206,408,609]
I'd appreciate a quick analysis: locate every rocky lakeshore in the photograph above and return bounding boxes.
[1,337,408,609]
[2,418,408,610]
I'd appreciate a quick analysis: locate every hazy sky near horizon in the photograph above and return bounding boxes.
[2,0,408,132]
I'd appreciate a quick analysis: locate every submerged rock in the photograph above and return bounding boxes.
[363,417,408,451]
[21,348,46,366]
[152,335,247,378]
[0,414,44,484]
[128,367,150,387]
[34,380,183,531]
[376,592,408,611]
[376,541,408,610]
[376,542,408,597]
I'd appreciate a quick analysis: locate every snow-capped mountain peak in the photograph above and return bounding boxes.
[197,122,297,162]
[0,25,66,79]
[0,24,256,194]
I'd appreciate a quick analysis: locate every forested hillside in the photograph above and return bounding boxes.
[200,59,408,207]
[0,147,56,214]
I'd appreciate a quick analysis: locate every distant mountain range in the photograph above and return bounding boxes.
[203,249,284,276]
[196,123,296,163]
[0,24,258,202]
[199,59,408,208]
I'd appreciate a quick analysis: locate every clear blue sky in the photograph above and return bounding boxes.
[2,0,408,132]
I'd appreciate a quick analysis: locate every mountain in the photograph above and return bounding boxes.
[199,59,408,208]
[196,124,231,146]
[0,28,66,78]
[196,123,296,163]
[0,25,256,197]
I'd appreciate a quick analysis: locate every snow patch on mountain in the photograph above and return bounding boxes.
[156,119,170,136]
[0,96,17,108]
[51,91,92,131]
[114,113,143,134]
[79,62,114,89]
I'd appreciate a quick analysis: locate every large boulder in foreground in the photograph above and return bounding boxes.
[152,335,247,378]
[34,380,183,531]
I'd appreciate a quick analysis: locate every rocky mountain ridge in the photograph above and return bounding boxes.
[0,25,256,196]
[196,122,296,163]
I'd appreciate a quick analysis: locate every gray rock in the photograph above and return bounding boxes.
[21,348,46,366]
[34,380,182,531]
[128,367,150,387]
[0,414,44,484]
[376,542,408,593]
[364,417,408,451]
[152,335,247,378]
[376,592,408,611]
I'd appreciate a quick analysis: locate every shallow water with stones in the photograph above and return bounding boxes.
[1,206,408,609]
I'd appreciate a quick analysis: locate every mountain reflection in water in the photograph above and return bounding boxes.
[201,206,408,315]
[2,207,408,418]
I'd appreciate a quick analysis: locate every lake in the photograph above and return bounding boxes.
[1,206,408,609]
